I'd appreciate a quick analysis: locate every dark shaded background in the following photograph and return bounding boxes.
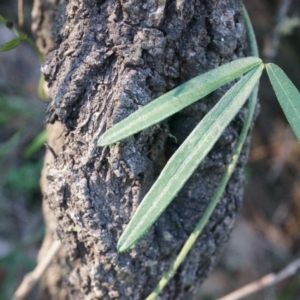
[0,0,299,299]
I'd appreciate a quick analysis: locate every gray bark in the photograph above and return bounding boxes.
[36,0,250,299]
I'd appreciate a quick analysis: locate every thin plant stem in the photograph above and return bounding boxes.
[12,240,61,300]
[217,257,300,300]
[146,6,260,299]
[18,0,24,27]
[0,14,44,62]
[146,84,259,300]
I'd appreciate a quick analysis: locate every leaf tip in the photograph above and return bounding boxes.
[116,241,129,253]
[97,134,110,147]
[97,138,105,147]
[117,230,138,252]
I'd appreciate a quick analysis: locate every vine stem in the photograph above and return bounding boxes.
[145,5,260,300]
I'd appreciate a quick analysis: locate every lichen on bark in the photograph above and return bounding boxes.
[37,0,251,298]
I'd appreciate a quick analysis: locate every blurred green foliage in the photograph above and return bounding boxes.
[0,3,47,297]
[5,161,43,193]
[0,92,46,299]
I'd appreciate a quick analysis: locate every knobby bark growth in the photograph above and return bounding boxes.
[34,0,251,299]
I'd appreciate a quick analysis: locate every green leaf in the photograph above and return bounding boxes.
[23,129,47,158]
[0,37,22,52]
[266,63,300,142]
[242,6,259,57]
[0,14,6,24]
[146,85,260,300]
[117,64,264,252]
[147,8,261,298]
[38,74,48,100]
[98,57,262,146]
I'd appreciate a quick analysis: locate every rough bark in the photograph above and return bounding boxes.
[36,0,250,299]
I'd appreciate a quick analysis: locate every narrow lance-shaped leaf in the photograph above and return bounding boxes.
[242,6,259,58]
[266,63,300,142]
[117,64,264,252]
[147,9,262,298]
[38,74,48,100]
[98,57,262,146]
[0,14,6,24]
[0,37,22,52]
[146,82,261,300]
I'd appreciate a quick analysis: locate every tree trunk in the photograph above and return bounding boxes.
[36,0,250,299]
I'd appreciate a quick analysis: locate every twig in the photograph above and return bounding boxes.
[263,0,293,61]
[217,257,300,300]
[45,143,58,159]
[249,138,299,162]
[12,240,61,300]
[18,0,24,27]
